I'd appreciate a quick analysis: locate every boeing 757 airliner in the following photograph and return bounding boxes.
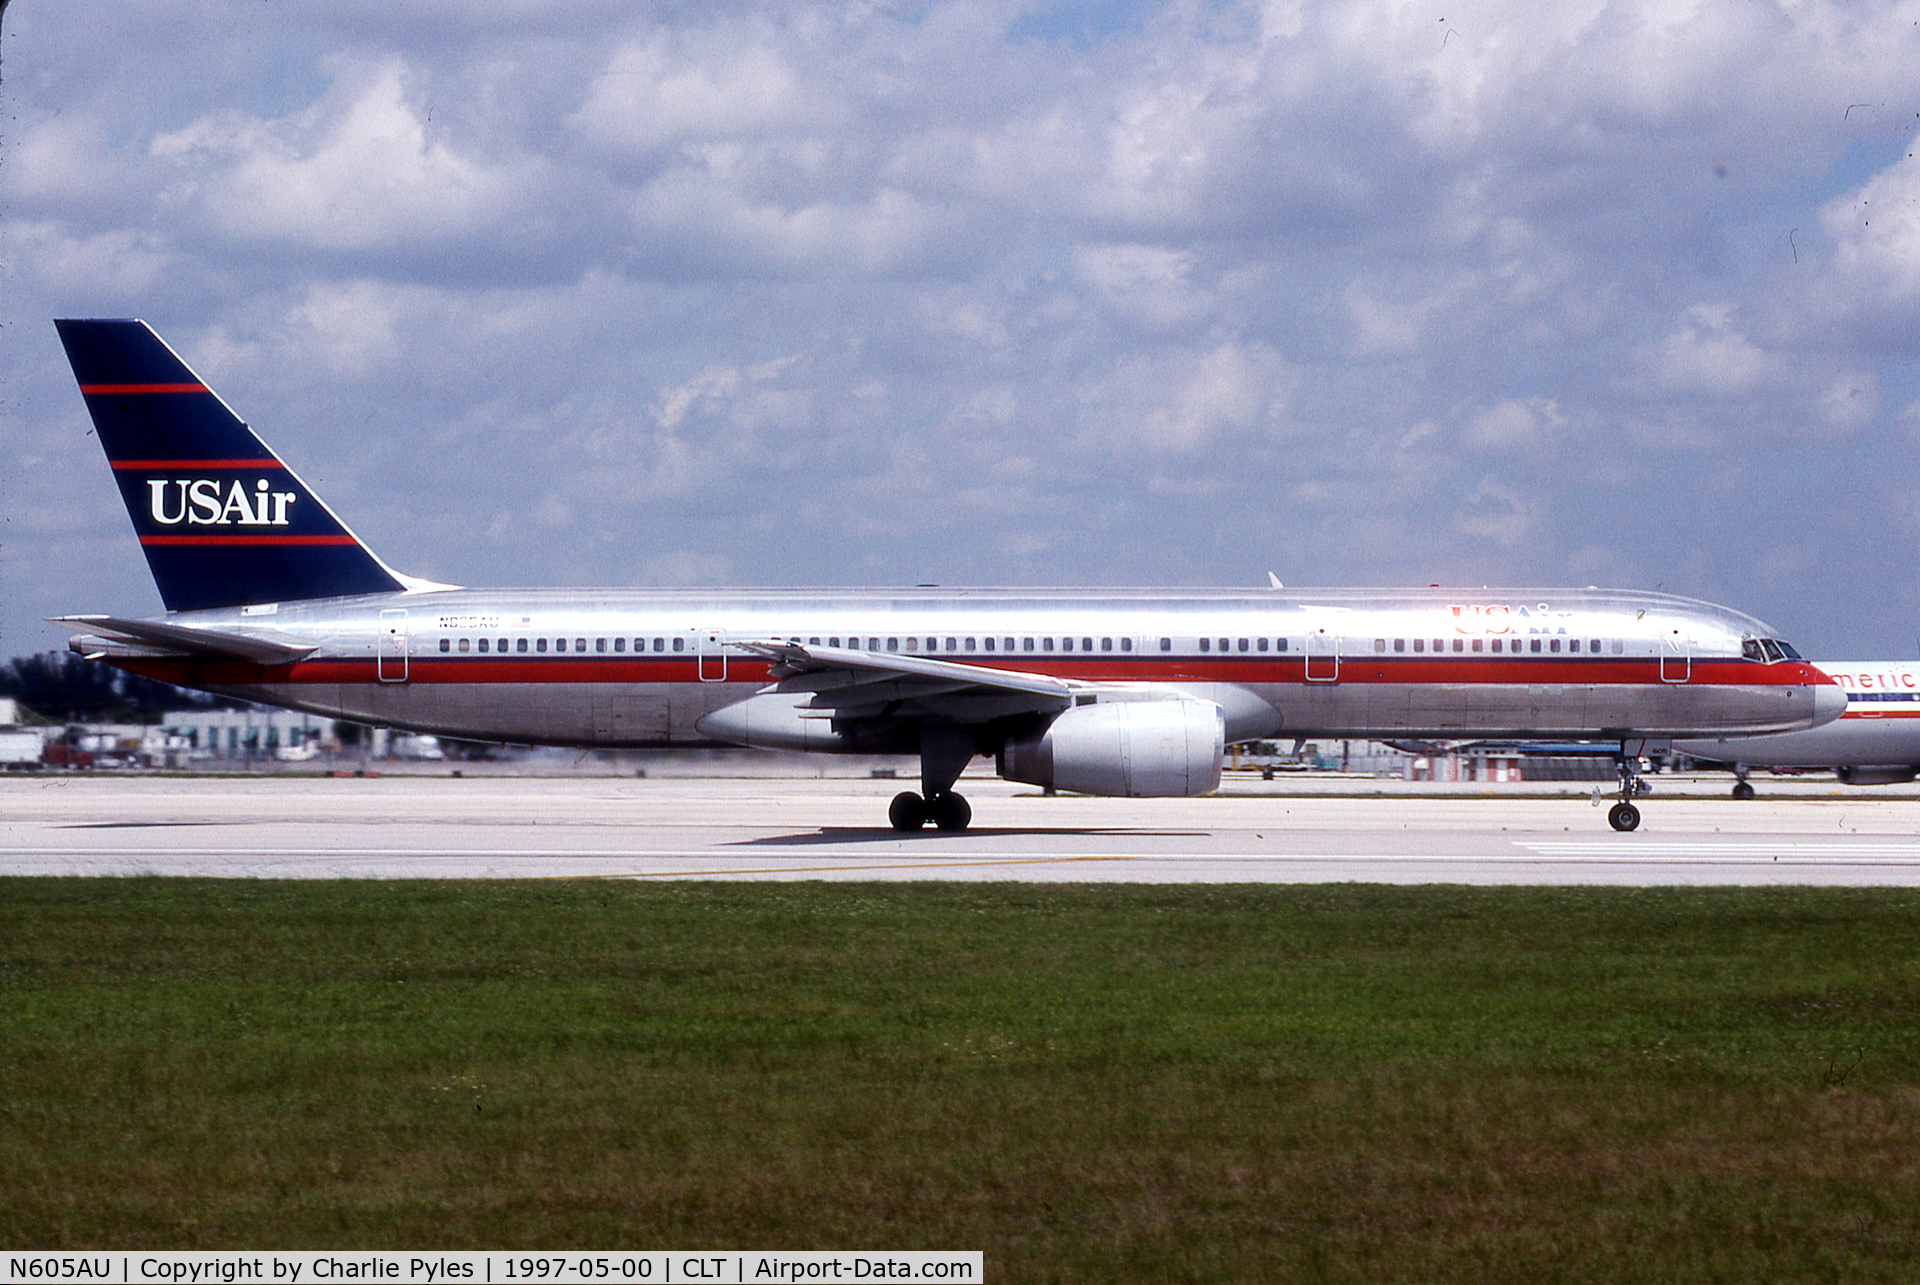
[51,319,1844,831]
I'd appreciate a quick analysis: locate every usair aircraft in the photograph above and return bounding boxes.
[52,319,1844,832]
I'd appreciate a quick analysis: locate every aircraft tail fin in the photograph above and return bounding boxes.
[54,319,415,612]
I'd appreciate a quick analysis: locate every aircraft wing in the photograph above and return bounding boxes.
[735,639,1083,698]
[51,614,320,665]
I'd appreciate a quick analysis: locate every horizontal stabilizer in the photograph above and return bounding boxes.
[51,614,318,665]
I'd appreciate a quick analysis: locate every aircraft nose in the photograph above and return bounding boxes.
[1811,679,1847,729]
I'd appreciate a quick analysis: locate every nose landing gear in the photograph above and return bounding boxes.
[1607,746,1652,831]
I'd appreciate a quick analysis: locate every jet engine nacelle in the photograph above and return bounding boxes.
[998,699,1224,797]
[1834,765,1920,786]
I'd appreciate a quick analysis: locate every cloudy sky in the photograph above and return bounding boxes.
[5,0,1920,658]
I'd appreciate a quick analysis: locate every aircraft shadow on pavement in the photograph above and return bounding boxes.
[732,826,1207,847]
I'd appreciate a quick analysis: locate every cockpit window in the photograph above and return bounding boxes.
[1776,639,1803,661]
[1760,639,1785,663]
[1742,638,1765,662]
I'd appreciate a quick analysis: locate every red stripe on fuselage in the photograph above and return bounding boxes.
[107,655,1829,688]
[112,459,284,470]
[80,383,208,394]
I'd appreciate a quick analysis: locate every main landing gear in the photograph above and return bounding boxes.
[890,789,972,832]
[889,721,976,833]
[1607,746,1653,832]
[1731,767,1756,800]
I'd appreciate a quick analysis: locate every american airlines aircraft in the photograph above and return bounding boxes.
[51,319,1844,832]
[1676,661,1920,795]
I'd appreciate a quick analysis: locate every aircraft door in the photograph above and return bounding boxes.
[378,608,409,683]
[1305,629,1339,682]
[698,629,727,682]
[1660,629,1690,683]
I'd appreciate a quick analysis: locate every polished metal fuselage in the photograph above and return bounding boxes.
[93,585,1835,750]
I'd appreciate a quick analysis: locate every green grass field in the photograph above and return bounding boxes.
[3,879,1919,1282]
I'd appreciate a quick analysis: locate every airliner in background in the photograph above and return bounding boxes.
[1676,661,1920,795]
[51,319,1844,832]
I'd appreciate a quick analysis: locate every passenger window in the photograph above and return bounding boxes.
[1257,637,1269,652]
[1413,639,1425,653]
[1275,638,1287,652]
[1024,638,1035,652]
[1394,639,1406,653]
[672,637,685,653]
[1472,638,1483,653]
[1550,638,1561,653]
[439,638,450,653]
[905,637,917,651]
[1530,639,1543,654]
[1433,639,1443,652]
[1452,639,1463,652]
[519,639,529,653]
[1568,639,1579,653]
[1159,637,1171,651]
[1103,637,1114,651]
[1083,637,1094,651]
[478,638,490,654]
[537,638,548,653]
[983,637,994,652]
[1122,637,1133,652]
[1491,639,1502,653]
[1376,639,1387,652]
[652,638,663,652]
[1043,638,1054,652]
[1219,637,1229,652]
[828,637,839,647]
[966,637,976,651]
[888,638,899,652]
[870,638,880,650]
[1061,637,1073,652]
[1200,638,1211,652]
[597,638,608,653]
[457,638,470,653]
[1590,639,1601,654]
[1004,638,1015,651]
[575,638,586,652]
[1238,638,1249,652]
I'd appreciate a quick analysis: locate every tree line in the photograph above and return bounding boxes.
[0,651,244,724]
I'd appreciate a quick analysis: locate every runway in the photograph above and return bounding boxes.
[6,772,1920,883]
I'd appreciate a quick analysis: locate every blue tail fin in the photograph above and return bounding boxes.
[55,319,410,612]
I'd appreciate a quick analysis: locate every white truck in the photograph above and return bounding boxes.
[0,730,46,768]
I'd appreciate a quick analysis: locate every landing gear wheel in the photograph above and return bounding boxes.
[1732,780,1756,801]
[889,791,928,832]
[928,791,972,832]
[1608,801,1641,832]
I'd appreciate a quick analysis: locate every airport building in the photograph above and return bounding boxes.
[160,708,340,759]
